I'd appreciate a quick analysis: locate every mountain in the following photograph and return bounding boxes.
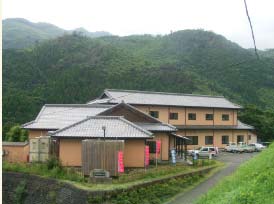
[2,18,111,49]
[3,29,274,136]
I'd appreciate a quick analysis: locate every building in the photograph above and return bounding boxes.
[21,89,257,167]
[23,103,184,167]
[88,89,257,148]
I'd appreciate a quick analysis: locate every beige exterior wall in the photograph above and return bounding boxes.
[28,130,49,140]
[124,139,145,167]
[3,144,29,163]
[177,129,255,149]
[59,138,146,168]
[59,139,82,166]
[135,105,238,126]
[147,132,170,161]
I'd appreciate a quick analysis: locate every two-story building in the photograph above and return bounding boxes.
[88,89,257,149]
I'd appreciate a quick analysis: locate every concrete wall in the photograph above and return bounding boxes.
[3,144,29,163]
[135,105,238,126]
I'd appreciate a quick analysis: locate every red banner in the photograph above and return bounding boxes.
[118,151,124,173]
[145,145,150,166]
[156,140,161,154]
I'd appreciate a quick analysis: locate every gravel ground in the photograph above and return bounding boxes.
[166,151,259,204]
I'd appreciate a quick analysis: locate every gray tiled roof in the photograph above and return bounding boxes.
[88,89,242,109]
[2,142,29,146]
[175,120,254,130]
[134,122,176,132]
[50,116,153,138]
[22,104,112,130]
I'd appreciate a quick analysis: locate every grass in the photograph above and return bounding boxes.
[197,143,274,204]
[3,158,222,204]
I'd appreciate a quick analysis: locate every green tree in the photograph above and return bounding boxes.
[6,125,28,142]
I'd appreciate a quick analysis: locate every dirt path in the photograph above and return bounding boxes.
[166,152,258,204]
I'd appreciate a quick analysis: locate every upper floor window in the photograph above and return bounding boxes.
[188,113,196,120]
[222,114,229,121]
[205,114,213,120]
[169,112,178,120]
[149,111,159,118]
[187,136,198,145]
[205,136,213,145]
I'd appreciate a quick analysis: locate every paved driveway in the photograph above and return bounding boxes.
[166,152,259,204]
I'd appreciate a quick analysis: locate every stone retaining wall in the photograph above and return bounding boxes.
[3,166,215,204]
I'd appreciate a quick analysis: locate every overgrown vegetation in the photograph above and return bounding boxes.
[3,30,274,140]
[88,174,204,204]
[4,125,28,142]
[3,158,85,183]
[14,180,27,204]
[115,160,215,184]
[197,143,274,204]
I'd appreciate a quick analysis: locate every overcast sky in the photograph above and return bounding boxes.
[3,0,274,49]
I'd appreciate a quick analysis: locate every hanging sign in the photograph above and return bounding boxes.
[145,145,150,166]
[156,140,161,154]
[118,151,124,173]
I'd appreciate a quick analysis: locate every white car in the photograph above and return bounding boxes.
[196,146,217,158]
[249,143,266,151]
[187,147,202,156]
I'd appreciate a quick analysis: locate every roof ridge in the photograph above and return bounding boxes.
[105,89,225,98]
[44,104,113,108]
[50,115,153,137]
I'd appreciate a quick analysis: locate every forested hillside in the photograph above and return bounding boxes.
[3,18,111,49]
[3,30,274,139]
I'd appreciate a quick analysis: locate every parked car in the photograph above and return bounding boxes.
[249,143,266,151]
[196,146,217,158]
[224,143,244,153]
[187,147,201,156]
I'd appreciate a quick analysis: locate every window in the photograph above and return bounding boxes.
[149,111,159,118]
[169,112,178,120]
[248,135,251,140]
[237,135,244,143]
[205,136,213,145]
[205,114,213,120]
[147,141,156,153]
[187,136,198,145]
[222,114,229,121]
[222,135,229,144]
[188,113,196,120]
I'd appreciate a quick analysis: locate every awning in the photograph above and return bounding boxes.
[170,133,191,140]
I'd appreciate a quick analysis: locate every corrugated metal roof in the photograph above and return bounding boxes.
[88,89,242,109]
[22,104,113,130]
[175,120,254,130]
[134,122,176,132]
[50,116,153,138]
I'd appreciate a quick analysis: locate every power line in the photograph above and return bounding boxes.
[243,0,260,60]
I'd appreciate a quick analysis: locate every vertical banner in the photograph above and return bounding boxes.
[171,149,176,164]
[118,151,124,173]
[156,140,161,155]
[145,145,150,166]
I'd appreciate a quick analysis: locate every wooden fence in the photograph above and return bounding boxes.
[82,140,124,176]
